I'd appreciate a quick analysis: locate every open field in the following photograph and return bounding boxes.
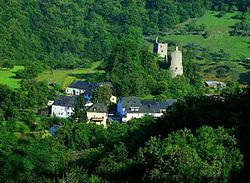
[162,11,250,60]
[0,66,24,88]
[37,61,105,88]
[0,62,105,89]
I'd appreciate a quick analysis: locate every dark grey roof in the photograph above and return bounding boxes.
[68,81,99,90]
[120,96,141,108]
[121,97,177,114]
[87,103,107,113]
[53,96,77,107]
[68,81,100,96]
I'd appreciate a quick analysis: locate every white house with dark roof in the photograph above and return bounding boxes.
[51,96,77,118]
[51,96,108,127]
[66,81,100,101]
[66,80,117,103]
[117,96,177,122]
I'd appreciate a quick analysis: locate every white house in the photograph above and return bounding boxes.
[51,96,77,118]
[205,80,226,89]
[66,81,117,103]
[117,97,177,122]
[66,81,100,101]
[51,96,108,127]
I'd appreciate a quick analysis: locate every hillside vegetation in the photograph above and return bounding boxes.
[162,11,249,59]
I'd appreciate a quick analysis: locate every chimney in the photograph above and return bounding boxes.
[155,37,158,43]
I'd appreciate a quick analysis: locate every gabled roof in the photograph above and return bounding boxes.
[53,96,77,107]
[120,97,177,114]
[120,96,141,108]
[87,103,107,113]
[68,81,100,96]
[68,81,100,90]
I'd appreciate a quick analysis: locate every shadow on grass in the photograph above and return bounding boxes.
[239,71,250,85]
[69,72,106,82]
[240,62,250,70]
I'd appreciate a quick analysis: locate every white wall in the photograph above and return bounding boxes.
[122,112,163,122]
[66,87,84,96]
[66,87,92,101]
[51,105,74,118]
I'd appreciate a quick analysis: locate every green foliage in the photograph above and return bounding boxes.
[230,21,250,36]
[137,126,243,182]
[0,0,246,68]
[92,85,112,105]
[72,96,87,123]
[15,64,43,79]
[55,123,107,151]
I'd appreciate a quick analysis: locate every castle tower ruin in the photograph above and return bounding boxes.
[170,47,183,77]
[153,37,168,61]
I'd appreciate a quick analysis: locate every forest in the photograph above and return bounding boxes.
[1,0,250,182]
[0,82,249,182]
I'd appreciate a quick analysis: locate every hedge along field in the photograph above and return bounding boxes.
[0,66,24,89]
[37,61,105,88]
[163,11,250,60]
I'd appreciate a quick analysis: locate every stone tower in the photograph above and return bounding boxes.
[153,37,168,61]
[170,47,183,77]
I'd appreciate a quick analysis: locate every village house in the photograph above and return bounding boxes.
[66,81,117,103]
[205,80,226,89]
[51,96,76,118]
[66,81,100,101]
[117,96,177,122]
[86,103,108,127]
[51,96,108,127]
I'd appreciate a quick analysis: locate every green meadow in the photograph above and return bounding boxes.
[0,66,24,88]
[152,11,250,83]
[163,11,249,60]
[37,61,105,88]
[0,62,105,89]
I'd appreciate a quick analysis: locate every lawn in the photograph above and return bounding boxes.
[0,66,24,89]
[37,61,105,88]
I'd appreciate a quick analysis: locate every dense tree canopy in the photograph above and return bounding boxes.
[0,0,248,68]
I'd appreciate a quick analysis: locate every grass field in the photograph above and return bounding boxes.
[0,66,24,88]
[162,11,249,60]
[37,61,105,88]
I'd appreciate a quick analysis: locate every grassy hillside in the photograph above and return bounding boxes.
[0,66,24,88]
[0,62,104,89]
[37,61,105,88]
[148,11,250,83]
[164,11,249,59]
